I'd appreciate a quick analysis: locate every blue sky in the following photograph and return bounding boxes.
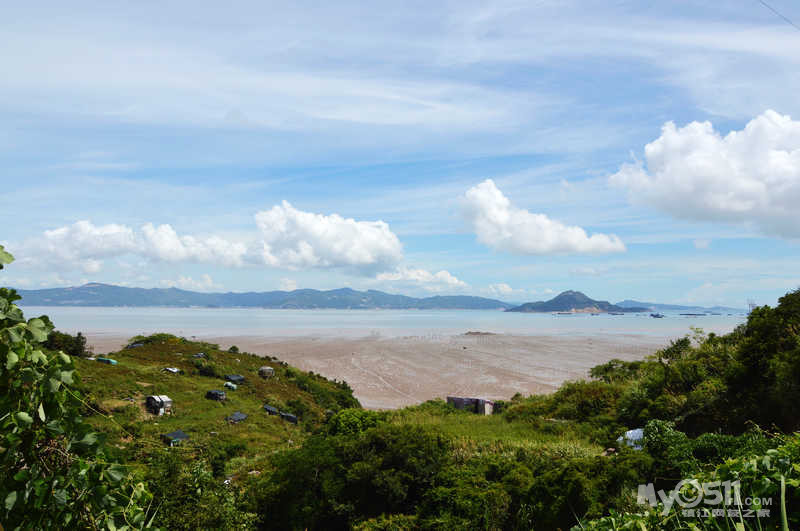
[2,1,800,307]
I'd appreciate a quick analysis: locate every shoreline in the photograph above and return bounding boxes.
[82,331,668,410]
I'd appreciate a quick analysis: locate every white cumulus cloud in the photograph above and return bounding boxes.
[375,266,467,292]
[160,274,220,292]
[255,201,403,273]
[30,221,138,273]
[141,223,247,266]
[463,179,626,255]
[17,203,403,276]
[20,220,247,272]
[610,110,800,238]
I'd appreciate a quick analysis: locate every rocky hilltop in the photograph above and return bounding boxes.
[506,290,647,313]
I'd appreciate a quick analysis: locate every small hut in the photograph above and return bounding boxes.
[258,366,275,379]
[446,396,495,415]
[162,429,189,447]
[145,395,173,416]
[225,374,245,384]
[226,411,248,424]
[279,411,298,424]
[263,404,279,415]
[205,389,226,401]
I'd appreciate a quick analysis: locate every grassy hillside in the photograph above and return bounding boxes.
[74,334,357,475]
[386,399,602,459]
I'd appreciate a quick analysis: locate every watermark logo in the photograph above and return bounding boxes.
[637,480,772,517]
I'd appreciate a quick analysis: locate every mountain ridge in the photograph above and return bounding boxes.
[9,283,746,312]
[13,283,513,310]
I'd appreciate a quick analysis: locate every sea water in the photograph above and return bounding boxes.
[18,306,747,339]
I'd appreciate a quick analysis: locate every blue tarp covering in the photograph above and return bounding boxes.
[617,428,644,450]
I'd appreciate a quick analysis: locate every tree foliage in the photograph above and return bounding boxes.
[43,329,89,358]
[0,245,152,530]
[253,425,450,530]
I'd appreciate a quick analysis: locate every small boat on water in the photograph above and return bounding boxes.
[650,313,665,318]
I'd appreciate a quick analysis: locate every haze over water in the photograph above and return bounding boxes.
[20,306,747,340]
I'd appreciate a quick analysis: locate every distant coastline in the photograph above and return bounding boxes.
[14,283,512,310]
[12,283,745,313]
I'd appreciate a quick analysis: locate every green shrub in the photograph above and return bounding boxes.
[590,358,648,383]
[43,329,89,357]
[127,332,184,346]
[145,451,256,529]
[206,440,248,477]
[193,359,220,378]
[550,380,625,421]
[327,408,384,436]
[252,425,451,530]
[353,513,418,530]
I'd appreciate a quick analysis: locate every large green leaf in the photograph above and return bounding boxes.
[52,489,67,506]
[14,411,33,427]
[48,377,62,392]
[26,318,49,343]
[105,464,127,484]
[5,324,25,344]
[72,431,99,452]
[0,245,13,269]
[4,491,17,510]
[30,350,47,365]
[5,350,18,369]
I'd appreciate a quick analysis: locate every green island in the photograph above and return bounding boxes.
[2,244,799,530]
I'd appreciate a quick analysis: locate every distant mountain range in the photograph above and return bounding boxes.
[507,290,646,313]
[14,283,513,310]
[9,283,747,313]
[615,300,744,313]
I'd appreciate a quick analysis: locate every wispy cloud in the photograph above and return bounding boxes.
[160,273,221,292]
